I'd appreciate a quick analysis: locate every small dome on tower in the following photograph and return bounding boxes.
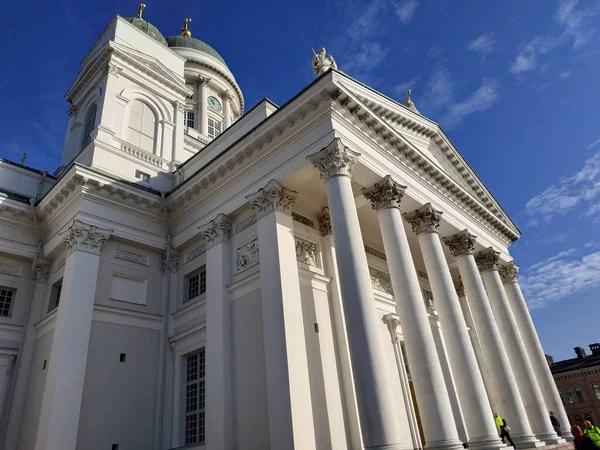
[125,17,168,46]
[166,36,228,67]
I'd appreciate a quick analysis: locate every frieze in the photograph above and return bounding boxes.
[365,245,387,261]
[236,240,259,272]
[0,263,21,278]
[295,238,318,266]
[185,245,206,264]
[292,212,315,229]
[115,249,149,266]
[235,214,257,234]
[369,267,394,295]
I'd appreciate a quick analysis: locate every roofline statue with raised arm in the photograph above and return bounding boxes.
[312,47,337,76]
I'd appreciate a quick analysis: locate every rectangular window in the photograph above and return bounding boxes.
[185,268,206,303]
[185,111,195,129]
[207,118,222,139]
[48,279,62,313]
[185,349,206,445]
[135,170,150,182]
[0,287,14,317]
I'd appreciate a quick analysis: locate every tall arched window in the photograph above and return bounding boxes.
[576,387,585,403]
[81,104,97,149]
[592,384,600,400]
[565,389,575,404]
[127,100,156,153]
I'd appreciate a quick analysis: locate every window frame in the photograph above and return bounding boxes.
[575,386,585,403]
[565,388,575,404]
[184,348,206,445]
[185,110,195,129]
[127,100,158,154]
[185,267,207,303]
[0,287,16,317]
[48,279,63,313]
[81,103,97,150]
[207,117,222,139]
[592,383,600,401]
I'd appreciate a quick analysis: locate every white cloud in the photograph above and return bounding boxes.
[467,34,497,59]
[555,0,597,49]
[395,0,419,24]
[588,138,600,149]
[419,66,456,116]
[559,70,572,79]
[343,41,390,77]
[524,152,600,222]
[440,79,500,129]
[393,77,418,97]
[520,249,600,309]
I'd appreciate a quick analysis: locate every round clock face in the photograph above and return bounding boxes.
[207,96,222,112]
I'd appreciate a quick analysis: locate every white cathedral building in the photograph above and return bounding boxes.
[0,5,575,450]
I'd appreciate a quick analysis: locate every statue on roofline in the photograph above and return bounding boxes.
[404,89,420,114]
[312,47,337,76]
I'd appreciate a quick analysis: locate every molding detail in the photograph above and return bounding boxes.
[295,238,318,266]
[235,214,256,234]
[365,245,386,261]
[185,245,206,264]
[33,258,50,282]
[475,247,501,273]
[0,263,22,278]
[59,220,113,255]
[363,175,407,211]
[236,240,259,272]
[307,137,360,179]
[443,230,477,257]
[318,207,332,236]
[369,267,394,295]
[199,213,232,248]
[423,289,435,309]
[499,262,519,284]
[162,248,179,273]
[246,180,297,219]
[68,104,78,117]
[292,212,315,229]
[198,76,211,86]
[115,249,149,266]
[454,278,465,297]
[403,203,442,235]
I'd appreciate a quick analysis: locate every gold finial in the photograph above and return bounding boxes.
[181,18,192,37]
[136,3,146,19]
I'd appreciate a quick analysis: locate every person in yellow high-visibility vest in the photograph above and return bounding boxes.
[584,421,600,446]
[494,413,516,448]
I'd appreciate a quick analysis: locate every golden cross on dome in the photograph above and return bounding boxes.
[136,3,146,19]
[181,17,192,37]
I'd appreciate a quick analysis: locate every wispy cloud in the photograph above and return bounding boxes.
[559,70,572,79]
[394,0,419,24]
[419,66,456,116]
[588,139,600,149]
[467,34,497,61]
[392,77,418,97]
[524,151,600,223]
[440,79,500,129]
[343,41,390,77]
[520,248,600,309]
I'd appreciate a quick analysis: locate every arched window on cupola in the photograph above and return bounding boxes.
[127,100,157,154]
[81,103,97,149]
[576,387,586,403]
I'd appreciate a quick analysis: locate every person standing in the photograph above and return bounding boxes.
[549,411,561,437]
[494,413,516,448]
[584,421,600,446]
[573,425,600,450]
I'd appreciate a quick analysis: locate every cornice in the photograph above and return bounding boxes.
[185,59,244,114]
[332,87,519,245]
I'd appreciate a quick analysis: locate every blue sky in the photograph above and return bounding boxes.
[1,0,599,360]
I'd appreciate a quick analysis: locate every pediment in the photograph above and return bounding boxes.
[335,75,517,233]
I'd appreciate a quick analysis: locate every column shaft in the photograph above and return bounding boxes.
[222,92,232,129]
[414,226,503,450]
[501,273,573,441]
[198,78,209,136]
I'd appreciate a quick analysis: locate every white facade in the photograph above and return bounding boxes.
[0,11,573,450]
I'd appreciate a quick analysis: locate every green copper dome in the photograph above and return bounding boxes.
[166,36,228,67]
[125,17,168,46]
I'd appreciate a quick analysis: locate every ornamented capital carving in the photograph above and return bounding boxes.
[307,138,360,180]
[104,62,123,77]
[246,180,297,219]
[475,247,501,273]
[175,100,185,112]
[198,76,211,86]
[499,262,519,284]
[199,213,232,248]
[403,203,442,235]
[362,175,407,211]
[318,207,332,236]
[33,258,50,282]
[59,220,113,255]
[454,278,465,297]
[382,313,400,343]
[161,247,179,273]
[443,230,476,257]
[221,90,234,101]
[68,104,78,117]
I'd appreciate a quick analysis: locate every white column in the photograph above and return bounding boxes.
[362,176,463,450]
[199,214,233,450]
[222,91,233,129]
[318,208,363,449]
[246,180,316,450]
[444,232,542,448]
[499,261,573,441]
[198,76,210,136]
[3,258,51,450]
[34,220,112,450]
[171,101,185,171]
[96,62,122,141]
[308,140,403,450]
[382,314,423,450]
[403,204,504,450]
[476,248,564,445]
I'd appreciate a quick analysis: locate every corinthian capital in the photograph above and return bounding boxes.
[403,203,442,235]
[198,75,211,86]
[443,230,476,257]
[362,175,407,211]
[307,138,360,179]
[199,213,232,248]
[33,258,50,282]
[246,180,297,219]
[59,220,113,255]
[475,247,500,273]
[499,262,519,284]
[454,278,465,297]
[318,207,332,236]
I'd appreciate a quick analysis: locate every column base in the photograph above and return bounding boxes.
[365,444,403,450]
[561,432,574,442]
[535,434,566,445]
[424,438,465,450]
[511,431,546,448]
[467,435,508,450]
